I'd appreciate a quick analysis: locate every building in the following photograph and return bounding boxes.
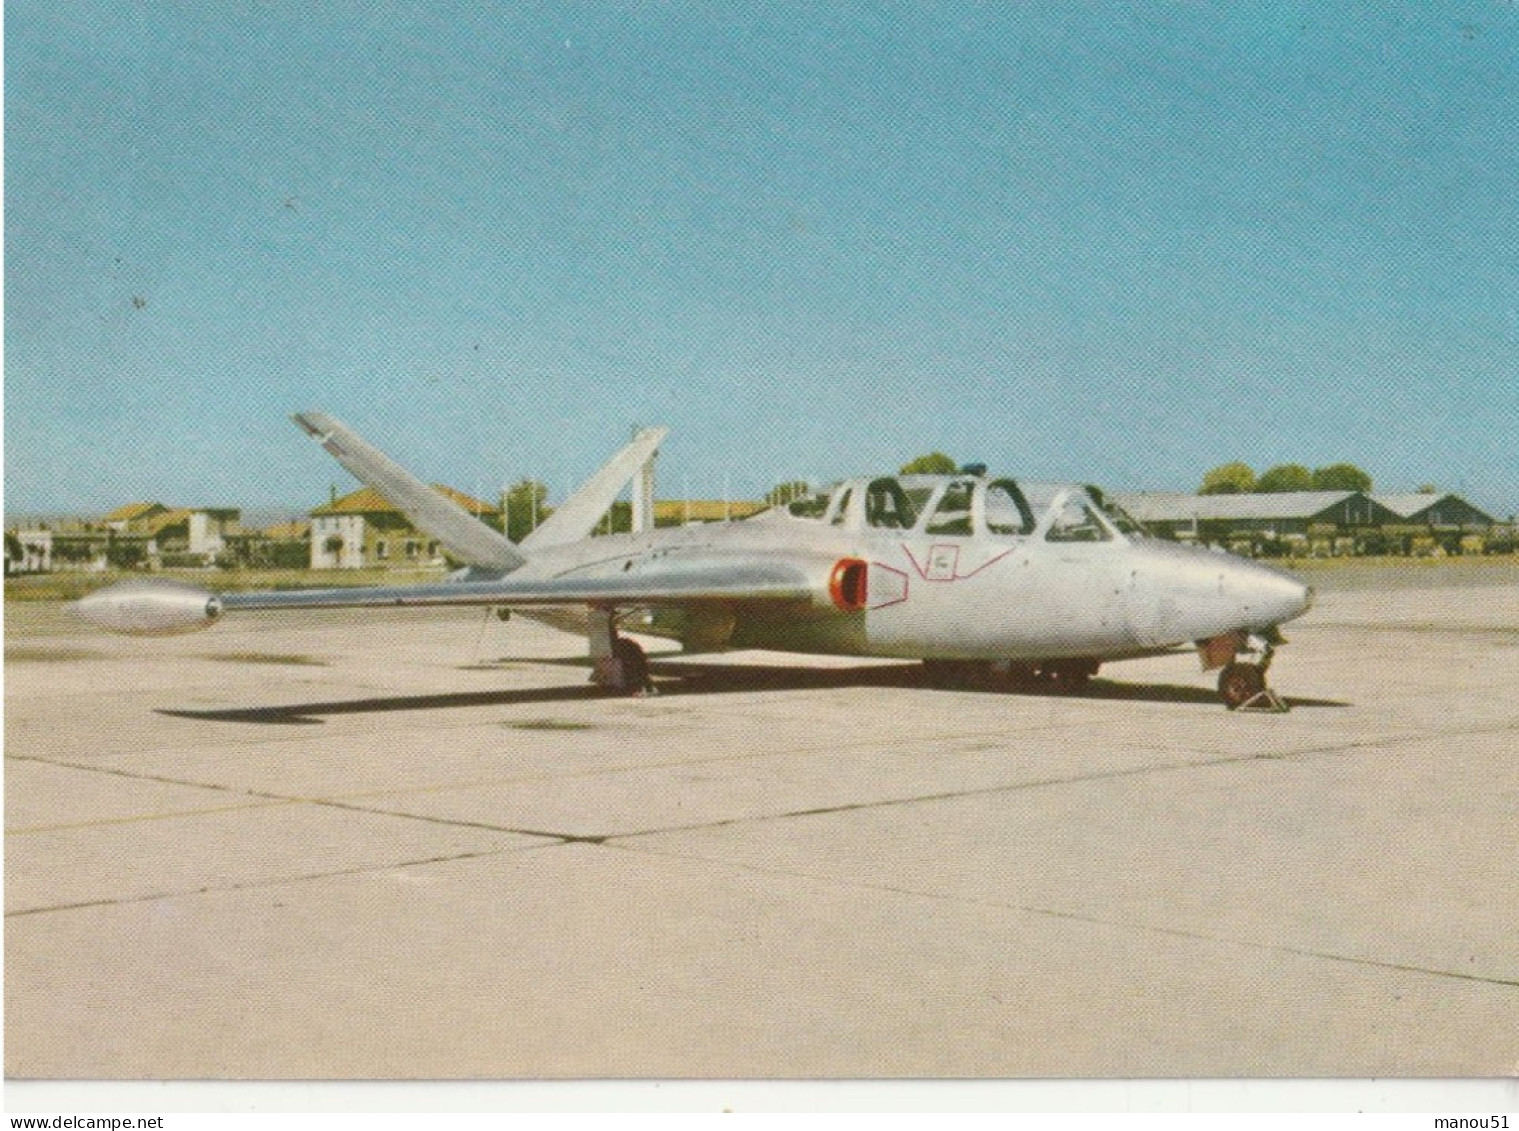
[261,520,311,543]
[15,504,244,570]
[98,502,241,557]
[100,502,171,532]
[5,529,53,575]
[1370,493,1496,530]
[309,486,500,569]
[1111,490,1498,556]
[1112,491,1397,540]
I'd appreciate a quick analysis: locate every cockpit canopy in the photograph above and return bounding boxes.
[783,476,1145,542]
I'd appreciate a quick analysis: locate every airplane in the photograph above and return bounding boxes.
[76,414,1315,710]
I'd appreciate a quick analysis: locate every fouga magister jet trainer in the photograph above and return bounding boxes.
[78,413,1314,710]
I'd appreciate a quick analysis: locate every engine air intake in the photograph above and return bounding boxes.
[829,558,868,613]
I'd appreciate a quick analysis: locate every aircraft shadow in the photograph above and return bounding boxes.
[158,657,1346,724]
[157,684,606,726]
[646,660,1347,709]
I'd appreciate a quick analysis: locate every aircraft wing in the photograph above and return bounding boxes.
[76,557,827,635]
[522,427,667,550]
[221,560,816,612]
[293,412,528,572]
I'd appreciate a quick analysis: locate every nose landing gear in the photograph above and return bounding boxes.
[1215,635,1289,712]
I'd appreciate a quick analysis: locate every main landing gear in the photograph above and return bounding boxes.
[588,608,653,696]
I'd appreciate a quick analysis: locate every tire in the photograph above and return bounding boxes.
[611,637,650,694]
[1218,661,1265,709]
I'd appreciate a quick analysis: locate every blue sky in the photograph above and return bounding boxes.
[7,1,1518,517]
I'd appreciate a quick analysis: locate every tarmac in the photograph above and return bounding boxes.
[5,571,1518,1079]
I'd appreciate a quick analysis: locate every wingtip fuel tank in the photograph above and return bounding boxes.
[75,580,223,636]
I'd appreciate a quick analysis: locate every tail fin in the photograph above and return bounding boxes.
[293,413,528,572]
[522,426,667,550]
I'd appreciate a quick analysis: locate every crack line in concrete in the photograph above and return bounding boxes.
[10,722,1516,929]
[608,842,1519,991]
[3,845,536,919]
[599,720,1519,842]
[5,798,298,837]
[11,717,1516,856]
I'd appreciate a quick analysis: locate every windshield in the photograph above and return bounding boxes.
[1084,484,1147,538]
[1022,484,1128,542]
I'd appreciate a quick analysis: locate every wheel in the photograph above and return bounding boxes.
[591,637,651,695]
[611,637,650,694]
[1218,661,1266,709]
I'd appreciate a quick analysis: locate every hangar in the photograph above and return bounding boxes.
[1371,493,1498,529]
[1109,490,1499,555]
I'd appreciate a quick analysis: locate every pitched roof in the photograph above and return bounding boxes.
[311,485,499,518]
[262,521,311,541]
[1372,493,1495,523]
[101,501,167,524]
[1372,494,1440,518]
[1111,491,1361,523]
[142,508,193,536]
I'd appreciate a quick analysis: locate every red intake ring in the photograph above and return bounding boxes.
[829,558,868,613]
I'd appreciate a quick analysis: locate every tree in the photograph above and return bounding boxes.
[1311,463,1372,492]
[1199,462,1256,495]
[53,538,98,564]
[105,539,147,570]
[250,540,310,569]
[900,452,957,475]
[502,479,551,543]
[593,500,632,536]
[1417,484,1439,494]
[766,480,811,506]
[1256,464,1313,493]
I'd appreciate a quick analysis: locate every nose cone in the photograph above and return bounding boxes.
[76,580,222,636]
[1230,560,1314,629]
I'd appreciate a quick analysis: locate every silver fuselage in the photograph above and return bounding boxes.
[76,475,1313,671]
[507,478,1313,663]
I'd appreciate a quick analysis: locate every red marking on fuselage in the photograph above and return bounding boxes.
[866,560,911,609]
[900,543,1014,583]
[955,547,1014,579]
